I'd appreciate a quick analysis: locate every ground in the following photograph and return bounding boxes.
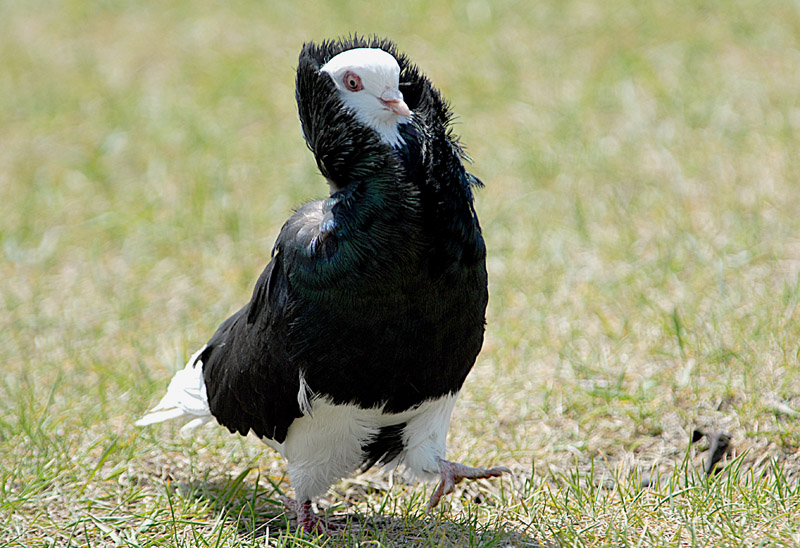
[1,0,799,546]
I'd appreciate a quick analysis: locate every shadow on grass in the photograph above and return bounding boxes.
[173,472,543,547]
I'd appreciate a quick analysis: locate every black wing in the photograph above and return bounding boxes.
[201,201,330,443]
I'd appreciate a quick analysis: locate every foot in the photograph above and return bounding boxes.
[426,458,511,511]
[280,496,343,534]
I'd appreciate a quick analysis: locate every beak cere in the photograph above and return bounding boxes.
[383,99,411,117]
[380,89,411,117]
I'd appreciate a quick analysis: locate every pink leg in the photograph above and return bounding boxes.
[427,457,511,511]
[280,496,343,534]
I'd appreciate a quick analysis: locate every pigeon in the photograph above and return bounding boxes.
[136,35,509,533]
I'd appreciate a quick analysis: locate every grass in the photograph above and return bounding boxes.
[2,0,800,545]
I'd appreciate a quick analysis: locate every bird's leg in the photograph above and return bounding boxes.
[426,457,511,511]
[280,496,343,534]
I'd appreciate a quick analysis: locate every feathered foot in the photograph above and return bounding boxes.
[280,496,343,534]
[426,457,511,511]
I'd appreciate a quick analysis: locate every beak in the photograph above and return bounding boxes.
[380,88,411,117]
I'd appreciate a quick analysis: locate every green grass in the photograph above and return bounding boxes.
[2,0,800,546]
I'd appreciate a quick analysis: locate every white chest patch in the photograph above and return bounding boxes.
[261,392,459,501]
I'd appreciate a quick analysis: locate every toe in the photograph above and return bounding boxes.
[488,465,512,477]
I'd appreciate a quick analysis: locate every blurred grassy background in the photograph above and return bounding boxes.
[2,0,800,545]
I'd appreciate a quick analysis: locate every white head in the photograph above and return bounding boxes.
[320,48,412,148]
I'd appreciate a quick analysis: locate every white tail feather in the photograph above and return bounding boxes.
[135,346,214,436]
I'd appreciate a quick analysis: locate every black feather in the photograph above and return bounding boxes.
[360,423,407,472]
[200,36,487,447]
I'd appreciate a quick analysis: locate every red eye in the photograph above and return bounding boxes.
[343,71,363,92]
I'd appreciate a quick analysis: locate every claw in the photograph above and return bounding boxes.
[280,496,344,534]
[426,458,511,511]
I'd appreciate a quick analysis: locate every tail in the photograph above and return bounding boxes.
[135,346,214,436]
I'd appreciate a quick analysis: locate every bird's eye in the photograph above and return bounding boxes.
[343,71,363,92]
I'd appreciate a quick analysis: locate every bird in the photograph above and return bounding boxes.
[136,35,509,533]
